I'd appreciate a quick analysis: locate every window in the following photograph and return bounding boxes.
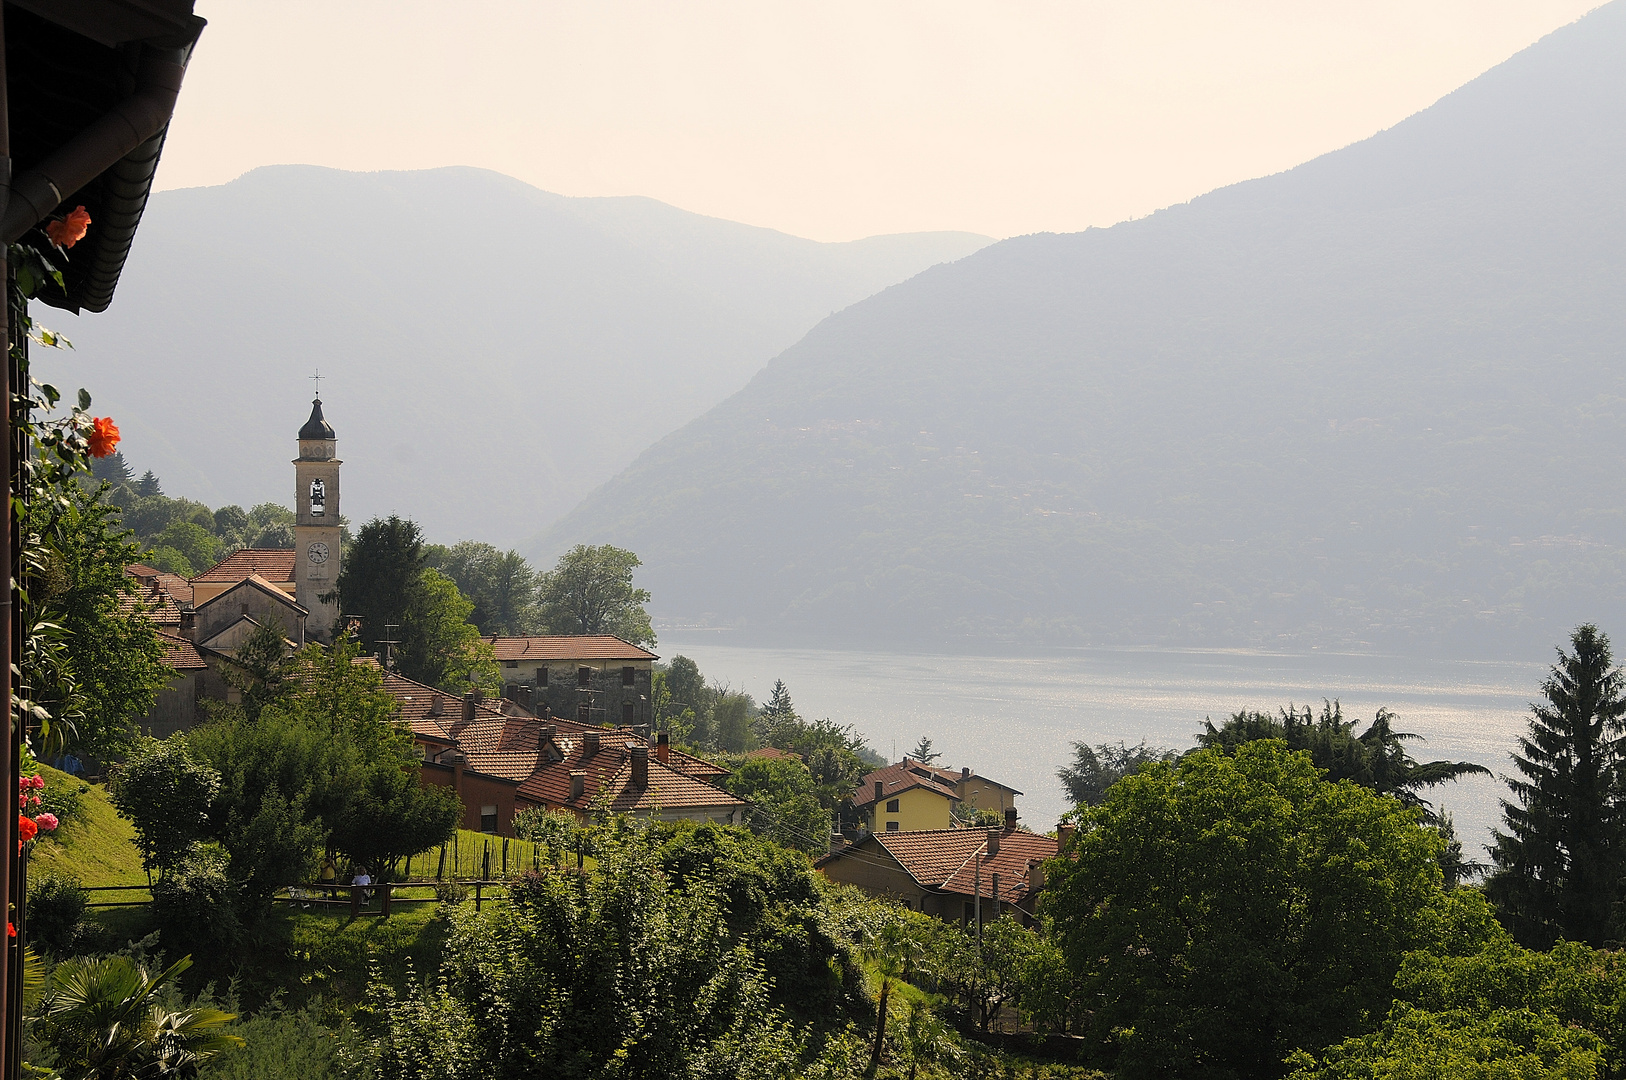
[885,821,900,832]
[479,805,498,834]
[537,667,549,688]
[622,701,635,724]
[504,660,518,669]
[578,667,591,687]
[886,798,899,813]
[622,666,635,686]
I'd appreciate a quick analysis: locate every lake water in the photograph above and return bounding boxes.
[660,634,1550,857]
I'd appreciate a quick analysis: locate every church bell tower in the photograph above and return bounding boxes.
[294,398,342,643]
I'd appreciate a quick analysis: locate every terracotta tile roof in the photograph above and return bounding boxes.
[516,732,743,815]
[119,582,182,625]
[194,548,297,584]
[665,747,730,781]
[852,759,962,810]
[481,635,658,662]
[921,762,1023,797]
[155,630,207,672]
[462,750,543,782]
[820,828,1059,905]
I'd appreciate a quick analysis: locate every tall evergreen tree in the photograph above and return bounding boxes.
[1487,624,1626,947]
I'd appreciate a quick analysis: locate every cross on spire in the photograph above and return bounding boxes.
[310,368,322,398]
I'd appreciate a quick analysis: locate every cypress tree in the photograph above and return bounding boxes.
[1487,624,1626,946]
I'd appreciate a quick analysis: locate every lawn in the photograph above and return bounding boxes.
[27,766,147,889]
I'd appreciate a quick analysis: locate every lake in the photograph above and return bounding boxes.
[659,634,1550,857]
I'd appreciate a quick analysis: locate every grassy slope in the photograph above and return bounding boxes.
[27,767,147,888]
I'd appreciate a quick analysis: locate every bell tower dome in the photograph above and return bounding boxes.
[294,398,342,642]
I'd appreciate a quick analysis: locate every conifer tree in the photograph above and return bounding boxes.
[1487,624,1626,946]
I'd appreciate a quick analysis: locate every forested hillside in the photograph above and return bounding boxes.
[539,3,1626,657]
[42,166,987,544]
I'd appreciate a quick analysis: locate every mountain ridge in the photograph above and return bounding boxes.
[43,164,990,544]
[535,1,1626,657]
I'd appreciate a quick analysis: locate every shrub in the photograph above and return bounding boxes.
[27,872,87,955]
[152,847,240,963]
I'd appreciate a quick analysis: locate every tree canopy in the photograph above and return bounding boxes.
[1043,740,1449,1079]
[1487,623,1626,947]
[535,544,654,646]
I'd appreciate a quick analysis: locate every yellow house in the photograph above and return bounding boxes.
[853,759,961,832]
[945,766,1022,817]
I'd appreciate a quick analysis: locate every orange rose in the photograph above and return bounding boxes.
[45,205,91,249]
[87,416,120,458]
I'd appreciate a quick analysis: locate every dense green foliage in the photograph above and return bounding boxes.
[1197,701,1489,817]
[723,756,831,855]
[534,543,655,646]
[29,955,241,1080]
[334,515,498,691]
[23,468,170,759]
[1055,740,1175,806]
[423,540,541,635]
[111,637,460,933]
[1044,741,1449,1079]
[359,840,807,1079]
[1488,624,1626,947]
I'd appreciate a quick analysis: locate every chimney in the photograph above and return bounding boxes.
[990,872,1001,918]
[584,732,601,756]
[656,730,670,764]
[521,684,534,711]
[179,605,196,640]
[461,693,476,725]
[505,682,518,703]
[472,688,485,704]
[1004,807,1018,831]
[541,703,551,720]
[631,745,649,789]
[569,771,585,800]
[873,780,883,803]
[1028,858,1045,891]
[1058,822,1076,848]
[428,697,443,716]
[962,766,971,779]
[541,724,557,739]
[986,826,1000,857]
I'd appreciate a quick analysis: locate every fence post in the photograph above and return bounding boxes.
[475,881,482,913]
[482,843,491,881]
[436,844,446,881]
[502,837,509,877]
[380,882,392,918]
[350,885,361,918]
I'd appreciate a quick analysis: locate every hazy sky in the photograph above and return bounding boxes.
[160,1,1599,241]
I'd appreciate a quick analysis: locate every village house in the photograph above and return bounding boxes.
[852,758,963,832]
[484,634,657,728]
[382,672,745,834]
[815,809,1060,925]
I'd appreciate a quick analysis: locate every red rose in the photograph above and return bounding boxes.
[87,417,120,459]
[45,205,91,249]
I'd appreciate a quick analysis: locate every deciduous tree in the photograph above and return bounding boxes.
[1044,741,1447,1079]
[535,543,654,646]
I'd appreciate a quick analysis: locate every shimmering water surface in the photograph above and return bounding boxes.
[661,635,1549,856]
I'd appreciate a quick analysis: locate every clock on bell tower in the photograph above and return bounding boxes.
[294,397,342,643]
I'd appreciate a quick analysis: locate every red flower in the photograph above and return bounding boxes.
[6,923,12,938]
[87,416,120,459]
[45,205,91,249]
[17,816,36,845]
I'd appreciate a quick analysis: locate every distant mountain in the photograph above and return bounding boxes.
[42,166,989,543]
[537,3,1626,657]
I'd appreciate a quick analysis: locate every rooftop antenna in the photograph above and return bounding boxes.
[310,368,322,398]
[381,623,401,671]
